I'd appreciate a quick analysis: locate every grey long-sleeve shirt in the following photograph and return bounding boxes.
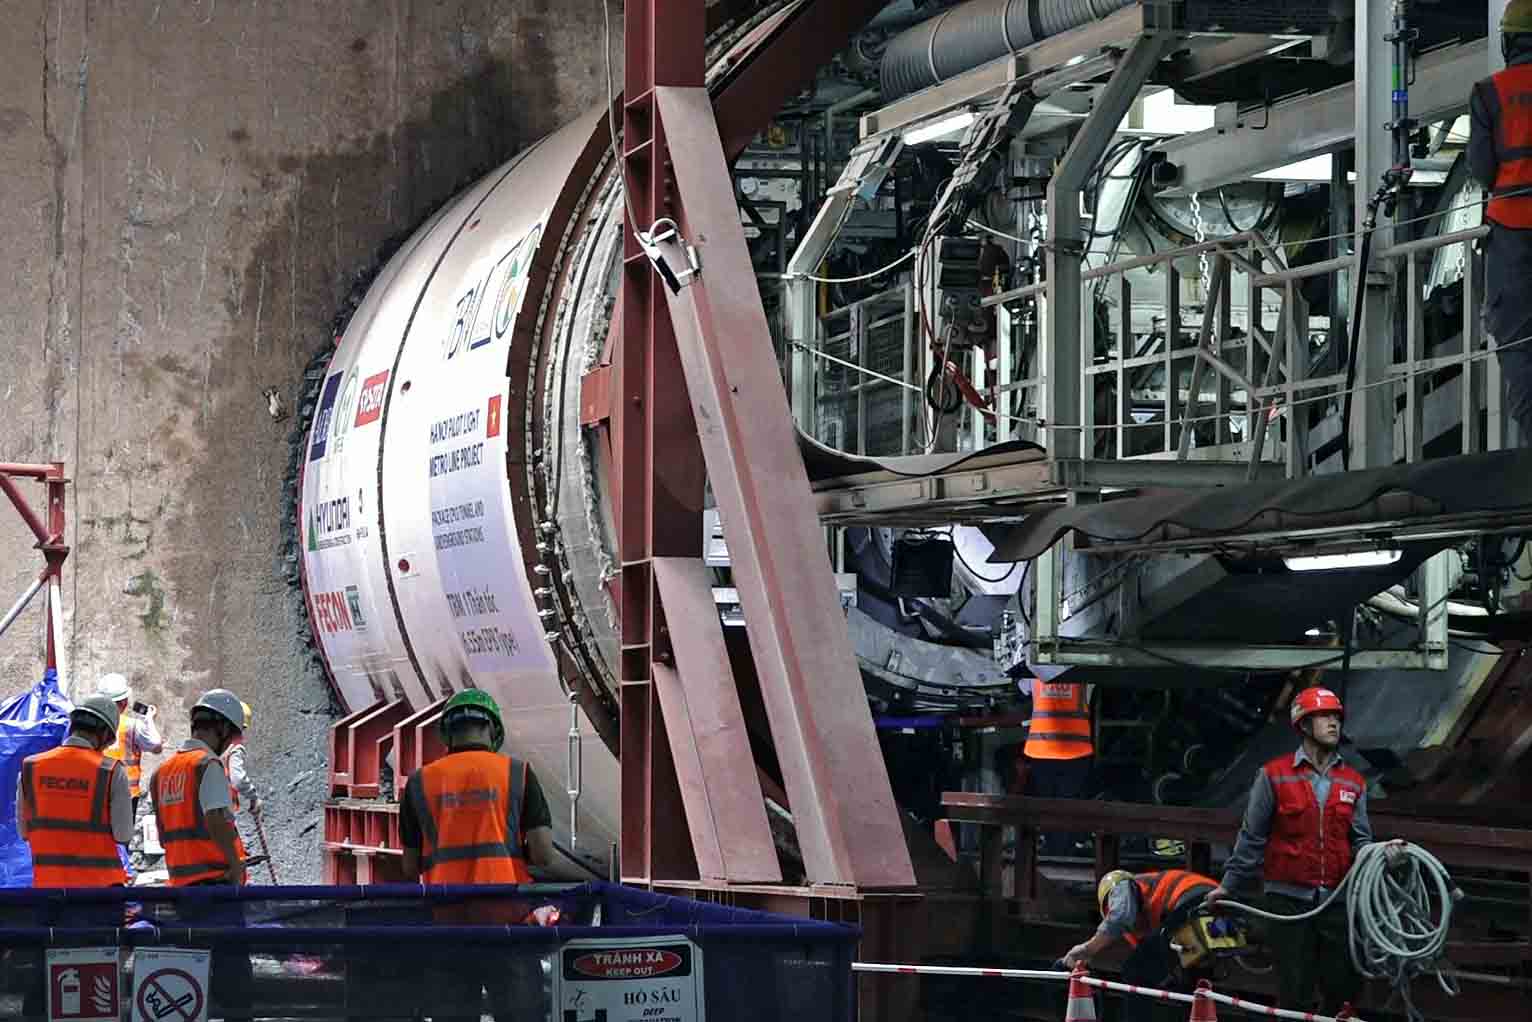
[1219,747,1373,901]
[1096,877,1140,939]
[16,736,135,844]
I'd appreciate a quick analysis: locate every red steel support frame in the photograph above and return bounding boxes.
[615,0,914,891]
[0,463,68,680]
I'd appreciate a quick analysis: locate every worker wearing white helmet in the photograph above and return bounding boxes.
[96,672,163,810]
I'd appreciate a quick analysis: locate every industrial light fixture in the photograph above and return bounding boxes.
[1283,548,1403,572]
[903,109,976,146]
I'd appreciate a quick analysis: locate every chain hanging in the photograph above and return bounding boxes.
[1189,190,1210,304]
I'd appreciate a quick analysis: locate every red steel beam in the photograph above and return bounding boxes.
[653,83,914,888]
[616,0,708,885]
[0,472,50,546]
[712,0,889,160]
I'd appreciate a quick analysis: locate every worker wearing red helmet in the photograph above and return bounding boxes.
[1206,686,1400,1013]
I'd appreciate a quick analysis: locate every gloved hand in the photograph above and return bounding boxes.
[1204,885,1229,906]
[1062,943,1090,970]
[1381,838,1408,864]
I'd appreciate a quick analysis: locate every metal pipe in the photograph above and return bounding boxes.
[879,0,1135,102]
[0,573,46,642]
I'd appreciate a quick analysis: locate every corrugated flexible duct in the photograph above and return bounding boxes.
[880,0,1138,102]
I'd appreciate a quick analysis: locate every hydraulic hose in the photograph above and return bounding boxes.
[1216,841,1462,1022]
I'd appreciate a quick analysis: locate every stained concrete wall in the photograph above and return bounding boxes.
[0,0,613,880]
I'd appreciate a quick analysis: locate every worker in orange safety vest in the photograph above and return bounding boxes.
[1063,869,1219,1022]
[147,688,252,1022]
[16,695,134,1021]
[17,695,133,887]
[1471,0,1532,444]
[96,672,163,811]
[400,689,567,1022]
[1020,678,1095,855]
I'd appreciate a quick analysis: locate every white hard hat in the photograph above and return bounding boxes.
[193,689,245,731]
[96,673,131,702]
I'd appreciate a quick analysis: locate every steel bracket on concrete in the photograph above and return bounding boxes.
[0,463,69,692]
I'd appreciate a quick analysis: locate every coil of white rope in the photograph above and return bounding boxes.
[1217,841,1462,1022]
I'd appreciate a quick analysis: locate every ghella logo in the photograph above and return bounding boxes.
[354,370,390,427]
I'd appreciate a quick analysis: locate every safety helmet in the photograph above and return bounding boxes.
[96,673,131,703]
[192,689,246,732]
[439,689,505,751]
[71,695,121,735]
[1289,686,1344,730]
[240,701,253,730]
[1097,869,1134,917]
[1505,0,1532,36]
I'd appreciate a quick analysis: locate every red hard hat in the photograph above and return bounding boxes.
[1290,686,1344,729]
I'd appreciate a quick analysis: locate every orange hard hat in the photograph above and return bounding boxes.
[1290,686,1344,730]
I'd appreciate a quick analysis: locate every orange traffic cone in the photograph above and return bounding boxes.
[1064,963,1097,1022]
[1188,979,1218,1021]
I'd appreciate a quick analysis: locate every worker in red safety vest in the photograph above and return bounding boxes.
[1063,869,1219,1022]
[1206,687,1402,1013]
[1471,0,1532,445]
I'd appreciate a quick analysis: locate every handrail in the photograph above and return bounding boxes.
[1379,224,1489,260]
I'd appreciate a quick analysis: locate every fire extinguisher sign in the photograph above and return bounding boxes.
[45,947,122,1022]
[557,935,704,1022]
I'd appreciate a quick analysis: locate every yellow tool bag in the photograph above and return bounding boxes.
[1168,912,1247,969]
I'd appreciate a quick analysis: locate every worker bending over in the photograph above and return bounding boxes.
[1471,0,1532,444]
[400,690,560,1022]
[1064,869,1217,1022]
[148,689,252,1022]
[16,696,133,1020]
[1207,687,1401,1013]
[97,671,163,812]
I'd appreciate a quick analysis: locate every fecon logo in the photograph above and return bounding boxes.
[38,777,89,792]
[312,591,355,634]
[570,949,684,980]
[354,370,390,427]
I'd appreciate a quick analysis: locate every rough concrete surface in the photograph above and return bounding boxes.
[0,0,614,883]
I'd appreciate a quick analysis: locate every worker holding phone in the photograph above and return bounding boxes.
[95,673,164,813]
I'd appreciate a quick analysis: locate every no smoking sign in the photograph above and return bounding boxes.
[131,949,210,1022]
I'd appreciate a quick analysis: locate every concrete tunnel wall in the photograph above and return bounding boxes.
[0,0,615,882]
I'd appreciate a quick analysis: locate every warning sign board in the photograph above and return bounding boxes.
[557,935,704,1022]
[131,948,210,1022]
[46,947,122,1022]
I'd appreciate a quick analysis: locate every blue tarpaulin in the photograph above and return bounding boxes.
[0,669,71,887]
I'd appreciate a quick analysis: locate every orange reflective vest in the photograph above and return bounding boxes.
[1488,64,1532,229]
[19,745,126,888]
[151,749,234,886]
[102,712,143,798]
[405,749,532,885]
[1123,870,1217,946]
[1024,681,1094,760]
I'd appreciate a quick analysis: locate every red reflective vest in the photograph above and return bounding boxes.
[151,749,235,886]
[19,745,127,888]
[1261,755,1366,890]
[1024,682,1093,760]
[1124,870,1217,947]
[1488,64,1532,229]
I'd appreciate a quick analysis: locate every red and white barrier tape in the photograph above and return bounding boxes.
[851,963,1362,1022]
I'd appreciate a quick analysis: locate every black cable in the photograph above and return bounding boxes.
[1218,187,1258,234]
[949,535,1019,585]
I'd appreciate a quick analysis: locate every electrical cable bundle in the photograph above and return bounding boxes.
[1216,841,1462,1022]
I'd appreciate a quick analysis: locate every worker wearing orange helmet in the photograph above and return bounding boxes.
[1206,686,1401,1013]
